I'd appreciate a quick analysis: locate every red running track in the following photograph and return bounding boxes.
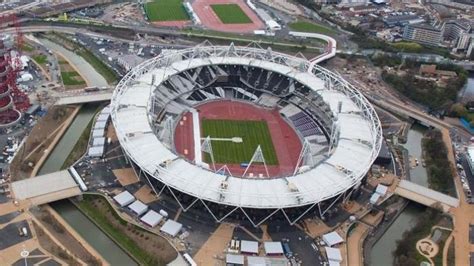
[192,0,264,33]
[174,100,302,178]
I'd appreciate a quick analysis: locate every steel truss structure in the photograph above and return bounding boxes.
[111,42,383,226]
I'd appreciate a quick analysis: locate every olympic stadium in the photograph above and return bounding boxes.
[110,43,383,226]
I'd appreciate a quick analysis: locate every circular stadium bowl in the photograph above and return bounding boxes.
[111,45,382,224]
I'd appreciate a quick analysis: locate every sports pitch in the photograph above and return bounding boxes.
[201,119,278,165]
[210,4,252,24]
[144,0,189,21]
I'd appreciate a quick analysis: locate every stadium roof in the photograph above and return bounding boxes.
[111,45,382,210]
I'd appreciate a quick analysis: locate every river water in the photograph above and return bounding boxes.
[369,126,429,265]
[460,74,474,99]
[38,105,137,266]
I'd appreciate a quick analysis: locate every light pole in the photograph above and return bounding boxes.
[20,247,29,266]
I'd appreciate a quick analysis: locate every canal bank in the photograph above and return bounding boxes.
[37,104,137,266]
[367,124,430,265]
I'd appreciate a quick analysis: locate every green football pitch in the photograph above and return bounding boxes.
[144,0,189,21]
[210,4,252,24]
[201,119,278,165]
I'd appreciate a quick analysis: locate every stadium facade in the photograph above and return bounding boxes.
[111,43,383,226]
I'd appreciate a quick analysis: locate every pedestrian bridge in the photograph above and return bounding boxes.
[10,167,87,205]
[394,180,459,212]
[55,91,113,105]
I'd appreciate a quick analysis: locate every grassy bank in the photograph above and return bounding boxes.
[74,194,175,265]
[288,20,336,35]
[393,205,449,266]
[422,129,456,196]
[44,32,118,84]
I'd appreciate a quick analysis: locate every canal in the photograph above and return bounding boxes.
[369,125,429,265]
[38,105,137,266]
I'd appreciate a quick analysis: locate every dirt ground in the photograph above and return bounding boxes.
[134,185,157,204]
[56,54,86,91]
[193,223,235,265]
[88,197,177,264]
[9,106,76,180]
[32,221,81,266]
[31,206,101,265]
[113,168,139,186]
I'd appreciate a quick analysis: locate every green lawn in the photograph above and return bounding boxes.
[288,21,336,35]
[201,119,278,165]
[32,54,48,65]
[61,71,85,86]
[390,42,423,52]
[211,4,252,24]
[144,0,189,21]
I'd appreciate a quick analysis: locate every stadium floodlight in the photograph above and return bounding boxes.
[293,139,314,175]
[243,145,269,178]
[201,136,216,171]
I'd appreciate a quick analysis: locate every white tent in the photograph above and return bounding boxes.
[140,210,163,227]
[113,191,135,207]
[375,184,388,196]
[128,200,148,216]
[264,241,284,255]
[325,247,342,262]
[160,220,183,237]
[226,254,244,265]
[88,146,104,158]
[240,240,258,254]
[322,232,344,246]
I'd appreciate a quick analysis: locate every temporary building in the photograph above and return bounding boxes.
[94,120,107,130]
[140,210,163,227]
[240,240,259,254]
[113,191,135,207]
[96,113,110,122]
[375,184,388,196]
[128,200,148,216]
[325,247,342,262]
[160,220,183,237]
[226,254,244,265]
[93,137,106,147]
[247,256,266,266]
[92,129,104,138]
[370,193,381,205]
[88,145,104,158]
[263,241,284,255]
[322,232,344,246]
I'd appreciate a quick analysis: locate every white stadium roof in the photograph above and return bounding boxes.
[111,45,382,211]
